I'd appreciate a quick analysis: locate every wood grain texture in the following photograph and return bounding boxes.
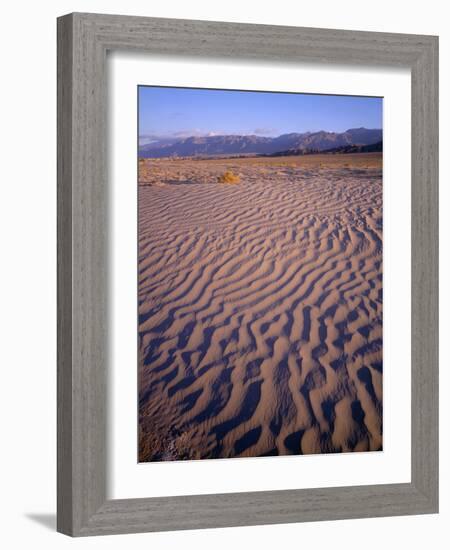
[57,12,439,536]
[57,13,74,535]
[410,36,439,505]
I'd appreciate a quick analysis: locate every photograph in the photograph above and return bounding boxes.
[138,85,383,462]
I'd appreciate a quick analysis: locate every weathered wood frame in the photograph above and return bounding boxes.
[57,12,439,536]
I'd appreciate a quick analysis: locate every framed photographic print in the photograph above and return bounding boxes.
[57,13,438,536]
[137,86,383,462]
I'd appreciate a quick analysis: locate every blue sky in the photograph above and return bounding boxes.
[138,86,382,143]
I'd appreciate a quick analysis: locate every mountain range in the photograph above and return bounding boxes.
[139,128,382,158]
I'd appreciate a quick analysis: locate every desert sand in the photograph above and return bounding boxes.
[138,153,383,461]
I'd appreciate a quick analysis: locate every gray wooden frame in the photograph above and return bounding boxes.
[57,12,439,537]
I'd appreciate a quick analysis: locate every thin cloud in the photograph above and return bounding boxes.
[140,129,227,143]
[139,129,282,145]
[253,127,278,136]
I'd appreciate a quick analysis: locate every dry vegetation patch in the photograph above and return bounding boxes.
[217,170,241,184]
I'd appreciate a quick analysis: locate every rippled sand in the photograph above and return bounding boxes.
[138,154,382,461]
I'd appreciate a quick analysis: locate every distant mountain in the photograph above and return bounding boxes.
[323,141,383,154]
[139,134,273,158]
[269,140,383,157]
[139,128,382,158]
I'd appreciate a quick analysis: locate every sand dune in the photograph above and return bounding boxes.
[138,154,383,461]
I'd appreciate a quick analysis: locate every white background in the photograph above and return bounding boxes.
[0,1,447,549]
[109,53,411,498]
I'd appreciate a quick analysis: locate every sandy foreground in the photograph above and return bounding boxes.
[138,153,382,461]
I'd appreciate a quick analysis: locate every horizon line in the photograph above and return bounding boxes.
[139,127,383,141]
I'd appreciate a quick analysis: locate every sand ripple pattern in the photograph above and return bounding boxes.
[139,160,382,461]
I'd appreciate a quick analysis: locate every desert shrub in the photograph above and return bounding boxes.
[217,170,240,184]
